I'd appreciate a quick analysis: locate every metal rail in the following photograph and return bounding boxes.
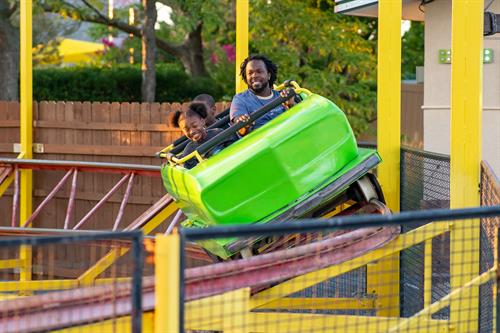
[0,159,181,288]
[182,204,500,240]
[0,158,163,230]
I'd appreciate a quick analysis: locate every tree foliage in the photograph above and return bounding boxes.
[249,0,378,134]
[402,21,424,80]
[40,0,211,76]
[33,64,223,102]
[0,0,19,100]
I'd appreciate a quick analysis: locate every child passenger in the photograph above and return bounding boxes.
[170,102,230,169]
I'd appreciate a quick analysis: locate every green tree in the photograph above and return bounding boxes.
[250,0,377,134]
[0,0,19,100]
[402,21,424,80]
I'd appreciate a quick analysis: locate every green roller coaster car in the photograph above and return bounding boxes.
[160,84,384,259]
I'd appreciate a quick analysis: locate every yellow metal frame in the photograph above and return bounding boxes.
[0,173,14,198]
[53,311,154,333]
[449,1,483,332]
[19,0,33,296]
[250,222,449,309]
[78,201,178,284]
[235,0,248,93]
[372,0,402,317]
[0,202,178,293]
[185,289,449,333]
[0,259,22,270]
[155,234,180,333]
[0,277,131,293]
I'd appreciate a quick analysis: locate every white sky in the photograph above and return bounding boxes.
[402,20,411,36]
[156,2,173,27]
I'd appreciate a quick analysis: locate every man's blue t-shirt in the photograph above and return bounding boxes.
[230,90,286,130]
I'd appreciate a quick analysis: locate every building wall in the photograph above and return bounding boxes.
[423,0,500,175]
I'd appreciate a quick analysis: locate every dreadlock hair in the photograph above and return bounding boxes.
[169,102,208,128]
[240,54,278,87]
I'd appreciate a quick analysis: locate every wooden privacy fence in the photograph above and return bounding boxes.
[0,101,229,230]
[0,101,229,158]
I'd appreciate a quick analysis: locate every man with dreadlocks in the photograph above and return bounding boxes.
[230,54,295,136]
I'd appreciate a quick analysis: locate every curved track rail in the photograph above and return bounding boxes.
[0,202,396,332]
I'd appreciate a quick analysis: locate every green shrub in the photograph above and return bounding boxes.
[33,64,224,102]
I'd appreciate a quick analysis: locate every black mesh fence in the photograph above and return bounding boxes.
[0,230,143,333]
[479,162,500,333]
[400,146,450,212]
[172,205,500,332]
[400,147,451,318]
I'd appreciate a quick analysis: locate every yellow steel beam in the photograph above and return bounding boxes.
[52,311,154,333]
[424,239,432,309]
[141,201,178,235]
[255,297,376,311]
[250,222,449,309]
[186,291,227,330]
[373,0,402,317]
[248,313,448,333]
[78,247,128,285]
[20,0,33,159]
[20,0,33,296]
[0,279,78,292]
[0,277,131,293]
[494,231,498,333]
[0,173,14,198]
[366,254,400,316]
[78,202,177,283]
[186,291,445,332]
[388,268,495,333]
[222,288,250,333]
[0,293,26,300]
[155,234,180,333]
[449,1,483,332]
[235,0,249,93]
[377,0,401,212]
[186,308,448,333]
[0,259,22,270]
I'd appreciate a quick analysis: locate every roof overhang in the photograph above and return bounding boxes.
[335,0,425,21]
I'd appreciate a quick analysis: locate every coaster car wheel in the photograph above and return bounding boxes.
[348,173,385,204]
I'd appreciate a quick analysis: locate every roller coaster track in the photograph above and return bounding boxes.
[0,158,397,331]
[0,213,398,332]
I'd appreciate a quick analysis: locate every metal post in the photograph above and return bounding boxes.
[371,0,402,317]
[155,234,180,333]
[449,1,483,332]
[131,232,144,333]
[19,0,33,294]
[235,0,249,93]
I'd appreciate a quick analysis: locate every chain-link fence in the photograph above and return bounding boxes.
[0,230,144,333]
[400,147,451,318]
[153,204,500,332]
[480,161,500,333]
[400,148,500,333]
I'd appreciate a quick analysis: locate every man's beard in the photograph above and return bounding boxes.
[250,81,269,94]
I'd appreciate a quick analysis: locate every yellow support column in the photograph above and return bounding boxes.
[449,1,483,332]
[155,234,180,333]
[370,0,402,317]
[19,0,33,292]
[235,0,249,93]
[222,288,250,333]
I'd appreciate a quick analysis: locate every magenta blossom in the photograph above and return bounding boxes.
[222,44,236,62]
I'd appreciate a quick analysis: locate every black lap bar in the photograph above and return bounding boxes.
[196,90,296,157]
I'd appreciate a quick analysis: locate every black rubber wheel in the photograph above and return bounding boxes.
[366,173,386,204]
